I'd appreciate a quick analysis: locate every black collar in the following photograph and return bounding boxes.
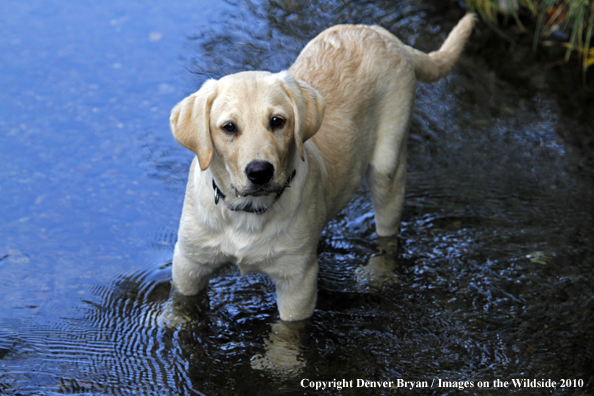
[212,169,296,215]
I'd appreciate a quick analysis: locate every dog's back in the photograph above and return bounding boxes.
[289,24,409,214]
[288,15,475,220]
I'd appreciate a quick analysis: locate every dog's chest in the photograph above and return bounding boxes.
[196,216,297,269]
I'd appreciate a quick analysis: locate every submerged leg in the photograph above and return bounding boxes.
[355,236,400,291]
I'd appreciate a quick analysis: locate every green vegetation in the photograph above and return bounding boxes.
[466,0,594,74]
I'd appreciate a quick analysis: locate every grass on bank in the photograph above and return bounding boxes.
[466,0,594,74]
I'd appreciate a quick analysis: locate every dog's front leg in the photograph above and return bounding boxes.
[265,252,319,322]
[172,242,224,296]
[160,242,223,328]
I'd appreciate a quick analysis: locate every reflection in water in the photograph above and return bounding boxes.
[251,320,308,376]
[1,0,594,394]
[355,237,400,291]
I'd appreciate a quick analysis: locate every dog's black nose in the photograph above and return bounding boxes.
[245,161,274,185]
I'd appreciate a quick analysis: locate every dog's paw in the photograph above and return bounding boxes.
[250,347,305,376]
[158,301,192,329]
[354,253,399,291]
[158,287,210,329]
[250,321,306,377]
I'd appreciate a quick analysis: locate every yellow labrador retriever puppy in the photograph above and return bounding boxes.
[169,14,475,321]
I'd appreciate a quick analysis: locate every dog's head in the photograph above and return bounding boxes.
[170,71,325,198]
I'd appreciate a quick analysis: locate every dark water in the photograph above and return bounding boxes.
[1,0,593,395]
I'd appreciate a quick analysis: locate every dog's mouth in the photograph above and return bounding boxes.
[232,185,281,198]
[213,169,296,214]
[232,170,297,198]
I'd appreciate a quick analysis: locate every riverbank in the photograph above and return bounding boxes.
[466,0,594,78]
[425,0,594,178]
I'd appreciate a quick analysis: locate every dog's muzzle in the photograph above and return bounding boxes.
[212,169,296,215]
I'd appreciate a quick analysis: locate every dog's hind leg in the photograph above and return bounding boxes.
[367,149,407,237]
[366,74,416,238]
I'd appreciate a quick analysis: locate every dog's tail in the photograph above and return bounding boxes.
[405,13,476,83]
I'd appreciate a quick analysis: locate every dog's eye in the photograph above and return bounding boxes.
[222,122,237,134]
[270,116,285,130]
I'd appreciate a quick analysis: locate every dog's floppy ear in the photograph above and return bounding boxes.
[170,79,218,171]
[279,71,326,161]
